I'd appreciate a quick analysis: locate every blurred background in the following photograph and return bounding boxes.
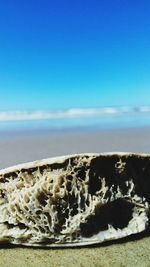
[0,0,150,167]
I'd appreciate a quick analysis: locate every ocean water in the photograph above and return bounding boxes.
[0,106,150,132]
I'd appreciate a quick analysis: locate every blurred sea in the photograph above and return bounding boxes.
[0,106,150,132]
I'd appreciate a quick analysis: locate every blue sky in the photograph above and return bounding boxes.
[0,0,149,111]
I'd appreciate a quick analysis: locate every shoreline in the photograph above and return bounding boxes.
[0,123,150,135]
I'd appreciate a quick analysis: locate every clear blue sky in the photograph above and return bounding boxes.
[0,0,149,111]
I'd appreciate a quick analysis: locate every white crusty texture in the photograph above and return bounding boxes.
[0,153,149,247]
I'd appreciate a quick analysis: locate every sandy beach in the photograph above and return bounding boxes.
[0,126,150,169]
[1,126,150,266]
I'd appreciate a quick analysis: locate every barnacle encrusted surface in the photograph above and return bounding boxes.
[0,153,150,247]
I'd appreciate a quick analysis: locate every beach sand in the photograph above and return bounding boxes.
[0,127,150,267]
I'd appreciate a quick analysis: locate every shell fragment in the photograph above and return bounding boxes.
[0,153,149,247]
